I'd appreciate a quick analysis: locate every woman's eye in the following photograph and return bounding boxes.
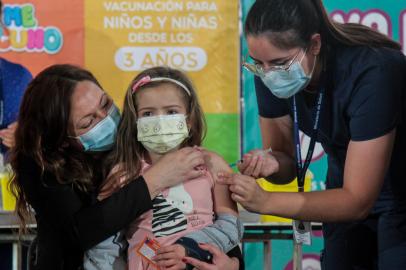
[81,119,93,129]
[142,111,152,117]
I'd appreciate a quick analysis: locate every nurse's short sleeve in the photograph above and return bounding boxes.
[348,57,405,141]
[254,76,290,118]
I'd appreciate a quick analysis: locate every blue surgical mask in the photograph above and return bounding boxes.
[261,52,316,99]
[76,104,120,152]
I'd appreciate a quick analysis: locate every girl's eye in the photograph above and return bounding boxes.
[168,110,178,115]
[142,111,152,117]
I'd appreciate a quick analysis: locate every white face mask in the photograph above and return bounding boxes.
[137,114,189,154]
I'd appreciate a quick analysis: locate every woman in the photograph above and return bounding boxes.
[221,0,406,269]
[9,64,206,270]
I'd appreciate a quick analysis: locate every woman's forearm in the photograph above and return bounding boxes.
[142,170,164,198]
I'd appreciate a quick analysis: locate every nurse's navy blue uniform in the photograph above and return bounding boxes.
[255,45,406,269]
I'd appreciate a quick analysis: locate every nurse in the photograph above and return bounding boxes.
[221,0,406,269]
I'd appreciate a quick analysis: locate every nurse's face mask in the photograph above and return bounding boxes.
[243,48,317,99]
[73,104,121,152]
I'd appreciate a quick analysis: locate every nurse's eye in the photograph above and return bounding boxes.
[273,60,289,66]
[253,60,263,67]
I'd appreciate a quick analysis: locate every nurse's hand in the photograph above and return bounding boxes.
[182,243,239,270]
[218,173,268,214]
[237,149,279,179]
[143,147,205,198]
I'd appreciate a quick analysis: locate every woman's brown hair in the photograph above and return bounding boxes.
[9,64,106,230]
[105,66,206,185]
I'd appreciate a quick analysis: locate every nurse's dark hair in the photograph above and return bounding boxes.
[245,0,401,58]
[9,64,106,232]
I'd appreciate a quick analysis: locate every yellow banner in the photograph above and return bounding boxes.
[85,0,239,113]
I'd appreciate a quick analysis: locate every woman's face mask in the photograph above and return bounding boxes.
[75,104,121,152]
[137,114,189,154]
[260,49,317,99]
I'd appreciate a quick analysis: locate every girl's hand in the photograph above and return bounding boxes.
[237,149,279,179]
[143,147,205,197]
[154,244,186,270]
[218,173,268,214]
[182,243,239,270]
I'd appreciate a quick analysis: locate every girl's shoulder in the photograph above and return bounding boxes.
[203,150,232,181]
[204,150,227,165]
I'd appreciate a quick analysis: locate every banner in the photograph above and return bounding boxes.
[0,0,240,163]
[84,0,240,162]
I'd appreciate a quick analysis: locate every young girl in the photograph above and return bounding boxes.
[85,67,242,270]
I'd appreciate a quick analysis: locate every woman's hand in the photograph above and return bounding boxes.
[237,149,279,179]
[154,244,186,270]
[218,173,268,214]
[182,243,239,270]
[143,147,205,198]
[0,122,18,148]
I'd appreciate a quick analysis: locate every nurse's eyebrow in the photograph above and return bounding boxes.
[249,55,289,64]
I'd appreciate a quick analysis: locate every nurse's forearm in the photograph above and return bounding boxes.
[261,188,371,222]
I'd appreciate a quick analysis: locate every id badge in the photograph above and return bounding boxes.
[293,220,312,245]
[136,236,161,267]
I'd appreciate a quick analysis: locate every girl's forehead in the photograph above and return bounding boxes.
[137,83,186,100]
[136,83,188,107]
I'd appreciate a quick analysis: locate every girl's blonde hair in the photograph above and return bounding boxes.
[106,66,206,183]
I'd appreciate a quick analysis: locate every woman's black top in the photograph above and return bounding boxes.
[19,155,153,269]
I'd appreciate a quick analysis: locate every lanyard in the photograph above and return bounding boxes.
[292,88,325,192]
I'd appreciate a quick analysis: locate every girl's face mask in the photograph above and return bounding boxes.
[260,49,317,99]
[75,104,121,152]
[137,114,189,154]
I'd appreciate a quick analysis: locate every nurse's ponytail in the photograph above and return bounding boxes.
[245,0,401,51]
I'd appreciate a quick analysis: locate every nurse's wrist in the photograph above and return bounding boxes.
[263,159,280,180]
